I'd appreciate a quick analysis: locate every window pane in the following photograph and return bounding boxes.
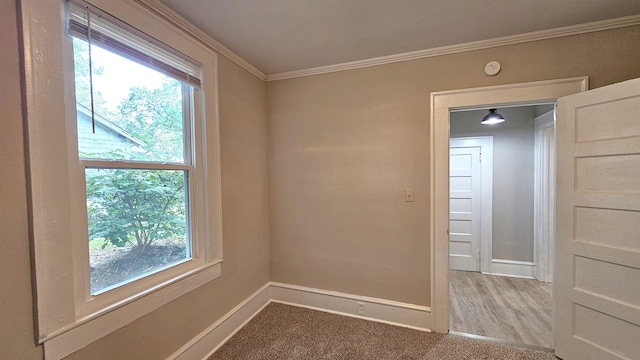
[73,38,187,163]
[86,168,191,294]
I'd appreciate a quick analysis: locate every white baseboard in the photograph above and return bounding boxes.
[486,259,536,279]
[270,282,431,330]
[449,255,477,272]
[169,282,431,359]
[168,283,271,360]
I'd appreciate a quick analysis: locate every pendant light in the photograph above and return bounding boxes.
[481,109,505,125]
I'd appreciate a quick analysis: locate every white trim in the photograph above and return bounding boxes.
[449,136,494,274]
[68,0,640,84]
[533,109,556,283]
[167,282,431,359]
[133,0,266,81]
[430,77,588,333]
[270,282,430,330]
[23,0,224,358]
[44,263,221,359]
[486,259,536,279]
[169,283,272,360]
[266,15,640,81]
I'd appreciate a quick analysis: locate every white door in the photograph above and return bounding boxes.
[449,144,481,271]
[554,77,640,359]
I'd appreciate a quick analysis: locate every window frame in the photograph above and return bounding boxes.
[20,0,223,358]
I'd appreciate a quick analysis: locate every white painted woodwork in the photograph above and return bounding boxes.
[554,77,640,360]
[265,15,640,81]
[135,0,265,80]
[449,146,480,272]
[171,283,272,360]
[22,0,224,358]
[171,281,432,359]
[430,77,588,334]
[488,259,536,279]
[161,0,640,76]
[451,137,494,273]
[270,283,431,330]
[449,142,481,271]
[136,3,640,82]
[534,109,556,283]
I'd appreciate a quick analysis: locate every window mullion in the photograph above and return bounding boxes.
[80,159,192,171]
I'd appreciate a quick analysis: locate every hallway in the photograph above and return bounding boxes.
[449,270,553,348]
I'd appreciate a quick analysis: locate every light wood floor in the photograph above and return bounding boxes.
[449,270,553,348]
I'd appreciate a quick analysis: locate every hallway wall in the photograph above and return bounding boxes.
[451,107,537,262]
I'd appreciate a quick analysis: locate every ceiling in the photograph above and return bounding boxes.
[158,0,640,75]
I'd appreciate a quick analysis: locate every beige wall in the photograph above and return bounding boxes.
[5,2,640,357]
[267,26,640,307]
[0,1,44,359]
[3,2,270,359]
[65,61,270,360]
[451,107,536,262]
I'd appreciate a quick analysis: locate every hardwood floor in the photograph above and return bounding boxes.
[449,270,553,348]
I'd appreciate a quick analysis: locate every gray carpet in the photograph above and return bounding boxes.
[209,302,557,359]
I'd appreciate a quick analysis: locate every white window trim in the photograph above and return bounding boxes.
[20,0,223,359]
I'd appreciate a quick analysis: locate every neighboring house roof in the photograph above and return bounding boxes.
[76,104,147,147]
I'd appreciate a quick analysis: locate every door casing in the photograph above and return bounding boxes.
[534,110,556,283]
[429,77,588,333]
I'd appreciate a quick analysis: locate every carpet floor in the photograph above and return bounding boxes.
[208,302,557,359]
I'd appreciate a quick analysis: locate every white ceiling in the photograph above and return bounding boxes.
[158,0,640,75]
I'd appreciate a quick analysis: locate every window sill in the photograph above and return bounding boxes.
[43,261,222,360]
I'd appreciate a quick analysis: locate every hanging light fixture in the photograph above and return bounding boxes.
[481,108,505,125]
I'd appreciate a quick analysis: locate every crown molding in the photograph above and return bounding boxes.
[265,14,640,82]
[134,0,266,81]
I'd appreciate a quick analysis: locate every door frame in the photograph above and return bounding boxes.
[449,136,494,273]
[534,109,556,283]
[429,77,588,333]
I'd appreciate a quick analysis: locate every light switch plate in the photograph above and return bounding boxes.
[405,187,414,202]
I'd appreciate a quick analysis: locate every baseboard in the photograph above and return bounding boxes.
[169,281,431,359]
[168,283,271,360]
[270,282,431,330]
[449,255,477,272]
[486,259,535,279]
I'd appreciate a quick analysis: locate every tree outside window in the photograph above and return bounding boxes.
[73,38,193,293]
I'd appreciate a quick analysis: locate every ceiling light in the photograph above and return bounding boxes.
[481,109,505,125]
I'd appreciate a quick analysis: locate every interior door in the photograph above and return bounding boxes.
[554,77,640,359]
[449,144,481,272]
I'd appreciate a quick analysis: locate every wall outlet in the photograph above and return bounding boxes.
[357,301,365,315]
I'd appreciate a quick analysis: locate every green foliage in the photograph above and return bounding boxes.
[75,37,191,253]
[115,81,185,162]
[88,238,112,251]
[86,169,187,252]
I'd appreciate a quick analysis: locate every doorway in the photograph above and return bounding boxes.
[448,106,555,348]
[431,76,640,359]
[428,77,588,337]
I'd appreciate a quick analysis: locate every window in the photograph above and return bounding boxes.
[68,2,201,294]
[21,0,222,358]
